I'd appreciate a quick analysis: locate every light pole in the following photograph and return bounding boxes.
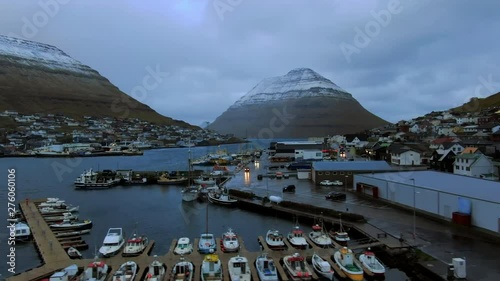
[409,178,416,240]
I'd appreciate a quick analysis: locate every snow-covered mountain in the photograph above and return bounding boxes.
[208,68,388,138]
[0,35,192,127]
[231,68,353,109]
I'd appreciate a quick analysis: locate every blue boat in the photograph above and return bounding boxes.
[198,233,216,254]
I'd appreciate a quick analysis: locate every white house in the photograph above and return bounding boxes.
[409,124,421,133]
[437,142,464,154]
[463,125,479,133]
[454,153,495,179]
[390,148,422,166]
[437,126,454,136]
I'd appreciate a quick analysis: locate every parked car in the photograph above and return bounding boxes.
[325,191,346,201]
[320,180,334,186]
[244,167,250,172]
[282,184,296,192]
[332,180,343,186]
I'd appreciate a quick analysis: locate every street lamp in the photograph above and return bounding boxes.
[409,178,416,240]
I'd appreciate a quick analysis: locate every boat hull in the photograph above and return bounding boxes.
[333,251,364,281]
[50,220,92,230]
[359,254,386,275]
[207,195,237,205]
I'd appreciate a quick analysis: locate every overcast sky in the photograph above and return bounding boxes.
[2,0,500,126]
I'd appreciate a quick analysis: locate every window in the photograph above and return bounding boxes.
[318,172,323,175]
[466,167,470,171]
[348,172,352,175]
[340,171,345,175]
[325,172,330,175]
[455,165,459,170]
[461,166,464,170]
[333,172,337,175]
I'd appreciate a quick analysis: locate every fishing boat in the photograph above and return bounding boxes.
[287,225,308,249]
[112,261,137,281]
[54,229,91,238]
[38,198,66,208]
[207,190,237,206]
[98,227,125,257]
[181,186,199,202]
[174,237,193,255]
[221,228,240,253]
[329,215,350,244]
[255,253,278,281]
[144,256,166,281]
[14,222,31,241]
[67,246,83,259]
[193,176,217,186]
[265,229,285,249]
[81,258,109,281]
[43,212,79,223]
[200,254,222,281]
[74,168,120,189]
[308,220,331,247]
[171,256,194,281]
[49,218,93,230]
[358,248,386,276]
[198,233,216,254]
[282,253,312,281]
[311,253,334,280]
[333,247,364,281]
[39,205,79,215]
[228,256,251,281]
[157,173,189,185]
[122,233,149,256]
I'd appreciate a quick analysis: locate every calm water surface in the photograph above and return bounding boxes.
[0,143,409,280]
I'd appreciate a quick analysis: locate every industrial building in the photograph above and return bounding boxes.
[354,170,500,234]
[311,161,393,186]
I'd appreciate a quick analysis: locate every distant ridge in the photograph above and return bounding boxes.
[208,68,389,138]
[0,35,193,127]
[451,92,500,113]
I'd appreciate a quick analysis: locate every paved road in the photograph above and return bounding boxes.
[226,159,500,281]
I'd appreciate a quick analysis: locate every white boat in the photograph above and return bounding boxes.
[311,254,334,280]
[67,246,83,259]
[282,253,313,281]
[171,256,194,281]
[359,248,386,276]
[50,218,93,230]
[38,198,66,207]
[74,168,120,189]
[81,258,109,281]
[198,233,216,254]
[48,264,80,281]
[228,256,251,281]
[112,261,137,281]
[221,228,240,253]
[255,253,278,281]
[333,247,364,281]
[193,177,217,186]
[122,233,149,256]
[99,228,125,257]
[200,254,222,281]
[287,225,308,249]
[174,237,193,255]
[308,221,332,247]
[329,216,350,244]
[181,186,200,202]
[265,229,285,249]
[43,212,79,223]
[14,222,31,241]
[144,256,166,281]
[207,190,237,205]
[40,205,79,215]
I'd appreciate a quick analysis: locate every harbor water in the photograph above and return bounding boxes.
[0,143,410,280]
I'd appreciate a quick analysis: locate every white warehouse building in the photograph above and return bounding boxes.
[353,170,500,235]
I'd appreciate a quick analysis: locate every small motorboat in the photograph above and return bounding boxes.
[255,253,278,281]
[14,222,31,241]
[174,237,193,255]
[47,264,81,281]
[112,261,137,281]
[49,218,92,230]
[40,205,80,215]
[287,225,308,249]
[228,255,251,281]
[98,227,125,257]
[198,233,216,254]
[311,253,334,280]
[221,228,240,253]
[333,247,364,281]
[144,256,166,281]
[201,254,222,281]
[308,221,332,247]
[282,253,312,280]
[329,215,350,244]
[265,229,285,249]
[171,256,194,281]
[207,190,237,205]
[122,233,149,256]
[67,246,83,259]
[358,248,386,276]
[81,258,109,281]
[181,186,200,202]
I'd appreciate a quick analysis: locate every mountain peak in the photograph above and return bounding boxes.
[230,68,350,109]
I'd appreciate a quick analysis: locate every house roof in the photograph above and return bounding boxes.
[461,147,479,154]
[355,171,500,203]
[455,153,480,159]
[441,142,463,150]
[431,137,458,144]
[312,161,393,171]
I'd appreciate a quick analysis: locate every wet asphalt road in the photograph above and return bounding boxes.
[225,158,500,281]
